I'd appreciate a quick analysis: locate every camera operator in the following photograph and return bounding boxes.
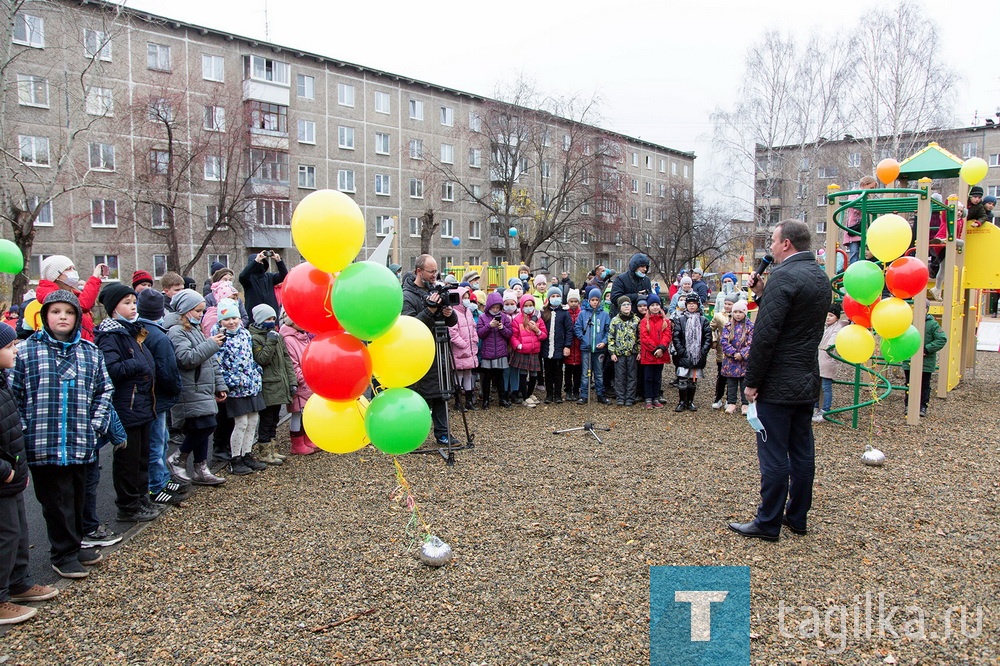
[239,250,288,314]
[401,254,459,446]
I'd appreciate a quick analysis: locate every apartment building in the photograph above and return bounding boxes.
[5,0,694,288]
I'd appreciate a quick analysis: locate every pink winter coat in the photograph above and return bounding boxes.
[510,294,548,355]
[202,280,239,337]
[279,323,313,412]
[449,288,478,370]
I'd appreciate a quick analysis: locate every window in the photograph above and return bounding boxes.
[848,152,862,168]
[244,55,290,85]
[91,199,117,227]
[204,105,225,132]
[374,174,391,196]
[17,74,48,107]
[84,86,113,116]
[254,199,292,227]
[375,91,390,114]
[541,162,551,179]
[84,29,111,61]
[645,208,653,222]
[409,99,424,120]
[469,148,482,168]
[93,254,119,280]
[338,83,355,107]
[645,155,652,169]
[563,134,571,151]
[683,165,690,178]
[988,154,1000,168]
[644,181,652,195]
[631,179,639,193]
[147,43,171,71]
[298,165,316,189]
[630,205,638,220]
[202,54,225,82]
[338,126,355,149]
[631,152,639,167]
[375,215,392,237]
[468,255,481,266]
[149,149,169,175]
[148,97,173,123]
[375,132,390,155]
[27,197,52,226]
[469,219,481,239]
[816,195,827,207]
[296,74,314,99]
[152,255,169,279]
[659,158,666,173]
[249,101,287,134]
[441,182,455,201]
[962,142,977,159]
[471,184,482,200]
[204,155,225,181]
[798,157,810,171]
[18,136,49,166]
[249,149,288,182]
[440,218,454,237]
[409,216,421,237]
[440,143,454,164]
[151,203,171,229]
[818,166,838,179]
[205,206,229,231]
[409,178,423,199]
[469,111,481,132]
[207,255,229,273]
[581,202,589,214]
[338,169,355,192]
[581,231,588,244]
[440,106,454,126]
[14,14,44,48]
[88,143,115,171]
[672,161,679,175]
[409,139,423,159]
[298,119,316,144]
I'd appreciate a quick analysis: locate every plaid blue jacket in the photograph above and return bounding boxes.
[11,330,114,466]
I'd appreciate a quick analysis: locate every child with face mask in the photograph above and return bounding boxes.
[562,290,584,401]
[540,286,572,404]
[671,293,712,412]
[638,294,671,408]
[215,300,267,476]
[95,284,159,523]
[249,305,296,464]
[509,294,548,407]
[35,255,107,342]
[449,287,480,412]
[477,291,513,409]
[720,300,754,415]
[608,296,640,406]
[500,290,522,404]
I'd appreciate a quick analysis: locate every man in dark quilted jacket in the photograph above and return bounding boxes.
[729,220,831,542]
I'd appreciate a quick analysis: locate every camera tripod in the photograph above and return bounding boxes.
[411,320,475,466]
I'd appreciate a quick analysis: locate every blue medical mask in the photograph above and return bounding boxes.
[115,313,139,324]
[746,402,767,441]
[461,298,472,309]
[635,270,645,278]
[523,306,535,316]
[187,315,202,325]
[503,305,517,314]
[549,297,562,308]
[469,281,480,290]
[602,269,610,279]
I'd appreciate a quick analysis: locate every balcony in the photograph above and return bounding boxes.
[242,79,290,106]
[488,235,509,250]
[245,225,291,249]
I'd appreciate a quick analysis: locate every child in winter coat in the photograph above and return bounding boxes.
[720,300,754,415]
[13,291,114,579]
[214,300,266,476]
[575,287,611,404]
[709,295,735,409]
[449,287,479,412]
[250,305,296,464]
[477,291,513,409]
[902,307,948,417]
[638,294,671,408]
[608,296,640,406]
[500,290,522,404]
[813,303,845,422]
[510,294,548,407]
[279,313,318,455]
[562,290,584,401]
[33,255,106,341]
[671,293,712,412]
[540,286,572,404]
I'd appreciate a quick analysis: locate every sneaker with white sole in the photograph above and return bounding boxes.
[0,601,37,625]
[10,584,59,603]
[78,548,103,566]
[81,525,123,548]
[52,560,89,579]
[812,410,825,423]
[711,400,725,410]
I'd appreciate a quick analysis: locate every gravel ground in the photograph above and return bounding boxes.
[1,353,998,665]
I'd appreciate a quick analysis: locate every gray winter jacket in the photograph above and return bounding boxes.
[165,311,227,424]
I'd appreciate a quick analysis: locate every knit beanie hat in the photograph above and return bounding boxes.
[131,270,154,289]
[210,260,226,275]
[212,280,238,303]
[646,293,661,305]
[218,299,241,321]
[137,288,165,320]
[984,195,997,205]
[828,302,843,318]
[41,290,81,337]
[502,289,517,303]
[587,287,602,301]
[99,283,136,316]
[508,277,521,288]
[252,304,277,326]
[616,295,631,307]
[969,185,984,198]
[684,293,701,305]
[722,272,737,284]
[547,286,562,298]
[567,289,581,302]
[40,255,74,282]
[473,289,487,305]
[680,276,693,287]
[534,274,548,288]
[637,299,648,308]
[170,289,204,315]
[731,300,749,313]
[212,267,235,283]
[0,323,16,348]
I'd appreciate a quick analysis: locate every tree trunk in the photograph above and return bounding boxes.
[10,210,36,304]
[419,209,436,256]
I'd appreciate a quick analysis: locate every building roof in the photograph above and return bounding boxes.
[898,142,964,180]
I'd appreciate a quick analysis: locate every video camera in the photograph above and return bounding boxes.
[426,281,461,307]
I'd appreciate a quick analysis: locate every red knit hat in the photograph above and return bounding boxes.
[131,270,154,288]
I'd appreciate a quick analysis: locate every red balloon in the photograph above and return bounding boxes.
[842,294,879,328]
[282,262,343,334]
[885,257,929,300]
[301,332,372,401]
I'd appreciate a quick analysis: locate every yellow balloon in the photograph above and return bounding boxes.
[835,324,876,364]
[302,394,369,454]
[367,315,434,388]
[870,297,912,339]
[959,157,988,186]
[291,190,365,273]
[866,214,911,262]
[21,299,41,330]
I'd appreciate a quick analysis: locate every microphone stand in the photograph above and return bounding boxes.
[553,305,611,444]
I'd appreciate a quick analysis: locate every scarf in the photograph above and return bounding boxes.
[682,310,702,363]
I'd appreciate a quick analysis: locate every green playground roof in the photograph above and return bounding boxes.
[898,142,964,180]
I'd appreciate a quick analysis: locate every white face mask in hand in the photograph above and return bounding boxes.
[746,402,767,441]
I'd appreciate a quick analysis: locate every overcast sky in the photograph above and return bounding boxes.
[124,0,998,204]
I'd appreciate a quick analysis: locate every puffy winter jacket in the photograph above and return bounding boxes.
[510,294,547,355]
[608,314,639,356]
[213,326,261,400]
[239,254,288,314]
[0,375,29,497]
[138,318,183,413]
[95,318,156,428]
[449,287,479,370]
[476,292,513,361]
[575,300,610,352]
[165,312,227,423]
[817,319,844,379]
[671,310,713,370]
[744,251,832,403]
[250,324,296,407]
[720,318,754,378]
[280,324,312,412]
[401,272,457,398]
[639,312,672,365]
[540,304,573,360]
[35,277,102,341]
[564,306,583,365]
[609,253,652,318]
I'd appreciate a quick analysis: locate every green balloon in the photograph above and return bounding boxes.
[364,388,431,455]
[843,260,884,306]
[0,239,24,274]
[332,261,403,341]
[880,325,921,363]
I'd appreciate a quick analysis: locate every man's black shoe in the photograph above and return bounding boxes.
[576,398,587,405]
[782,517,807,536]
[597,396,611,405]
[437,435,460,446]
[728,521,779,542]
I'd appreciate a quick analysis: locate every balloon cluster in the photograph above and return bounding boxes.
[835,214,929,365]
[288,190,436,456]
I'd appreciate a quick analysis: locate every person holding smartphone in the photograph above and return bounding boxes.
[34,256,108,342]
[238,251,287,315]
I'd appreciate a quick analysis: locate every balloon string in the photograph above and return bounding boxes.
[391,456,431,549]
[324,282,335,319]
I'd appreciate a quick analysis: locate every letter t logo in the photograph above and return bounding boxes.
[675,591,729,641]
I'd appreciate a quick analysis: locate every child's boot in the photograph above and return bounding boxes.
[465,390,477,411]
[191,461,225,486]
[166,450,191,483]
[290,431,318,455]
[259,441,283,465]
[228,455,253,476]
[244,447,268,471]
[687,385,698,411]
[675,386,687,412]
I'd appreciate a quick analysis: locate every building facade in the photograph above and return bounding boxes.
[4,0,694,290]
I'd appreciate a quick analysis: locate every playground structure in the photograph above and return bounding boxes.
[822,143,1000,427]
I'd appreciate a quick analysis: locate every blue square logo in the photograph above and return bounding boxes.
[650,566,750,665]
